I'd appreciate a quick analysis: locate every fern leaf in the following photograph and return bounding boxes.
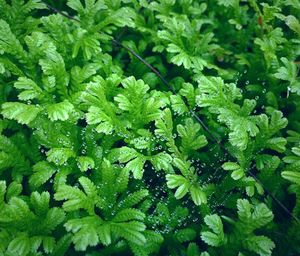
[46,148,75,165]
[46,100,74,121]
[112,208,145,222]
[118,189,149,210]
[1,102,41,125]
[29,161,57,189]
[14,77,43,101]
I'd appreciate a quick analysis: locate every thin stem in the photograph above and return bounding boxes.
[248,170,299,223]
[41,1,80,22]
[111,38,176,94]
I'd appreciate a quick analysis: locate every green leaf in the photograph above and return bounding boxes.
[218,0,237,7]
[55,184,94,213]
[285,15,300,36]
[150,152,173,171]
[5,197,33,221]
[166,174,188,189]
[125,156,146,179]
[73,227,99,251]
[6,182,22,201]
[46,207,66,232]
[67,0,84,12]
[77,156,95,172]
[39,49,69,95]
[173,158,190,177]
[64,216,102,249]
[177,118,208,154]
[47,148,76,165]
[7,233,30,256]
[72,28,101,60]
[115,76,162,124]
[111,221,146,245]
[179,83,197,108]
[118,189,149,210]
[174,183,189,199]
[114,94,132,111]
[0,19,25,57]
[78,177,98,198]
[1,102,41,125]
[97,224,111,246]
[274,57,297,81]
[120,76,149,100]
[116,147,137,163]
[222,162,240,171]
[204,214,224,235]
[0,181,6,205]
[50,234,72,256]
[244,235,275,256]
[282,171,300,185]
[292,147,300,156]
[274,57,300,95]
[167,44,192,69]
[174,228,196,243]
[14,77,43,101]
[187,243,201,256]
[269,111,288,133]
[117,147,146,179]
[86,106,113,134]
[170,95,188,115]
[201,214,225,247]
[112,208,145,222]
[30,191,50,215]
[265,137,287,153]
[237,199,252,220]
[29,161,57,189]
[200,252,210,256]
[252,203,274,229]
[47,100,74,121]
[43,236,55,253]
[231,168,244,180]
[201,231,222,247]
[190,185,207,205]
[166,43,206,70]
[155,108,173,140]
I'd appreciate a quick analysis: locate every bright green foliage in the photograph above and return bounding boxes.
[0,0,300,255]
[274,57,300,95]
[177,118,208,155]
[82,74,165,136]
[46,148,76,165]
[0,134,30,179]
[166,158,207,205]
[1,102,42,125]
[196,76,257,151]
[201,214,225,246]
[282,145,300,216]
[0,183,67,255]
[77,156,95,172]
[14,77,43,101]
[46,100,74,121]
[201,199,275,256]
[29,161,57,189]
[282,148,300,185]
[54,159,157,251]
[114,147,146,179]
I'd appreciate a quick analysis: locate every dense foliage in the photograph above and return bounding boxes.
[0,0,300,255]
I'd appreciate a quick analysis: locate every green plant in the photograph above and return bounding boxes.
[0,0,300,255]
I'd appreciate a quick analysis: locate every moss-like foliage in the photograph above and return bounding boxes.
[0,0,300,255]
